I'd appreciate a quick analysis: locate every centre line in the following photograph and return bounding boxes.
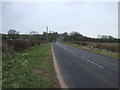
[81,56,104,68]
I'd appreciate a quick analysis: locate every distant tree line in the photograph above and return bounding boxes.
[2,29,59,42]
[2,30,119,43]
[2,29,59,57]
[63,31,119,43]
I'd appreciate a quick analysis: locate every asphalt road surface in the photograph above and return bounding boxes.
[52,42,118,88]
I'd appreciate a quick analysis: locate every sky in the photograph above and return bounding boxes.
[1,2,118,38]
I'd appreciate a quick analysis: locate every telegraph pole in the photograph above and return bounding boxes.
[46,26,48,42]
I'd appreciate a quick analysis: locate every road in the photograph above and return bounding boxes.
[52,42,118,88]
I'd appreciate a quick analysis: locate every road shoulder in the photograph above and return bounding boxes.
[51,44,67,88]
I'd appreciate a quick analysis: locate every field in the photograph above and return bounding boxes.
[64,42,119,60]
[2,43,59,88]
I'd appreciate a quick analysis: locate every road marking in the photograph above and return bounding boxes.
[57,43,103,69]
[51,45,67,88]
[81,56,104,68]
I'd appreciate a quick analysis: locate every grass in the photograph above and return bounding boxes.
[2,43,59,88]
[64,43,119,60]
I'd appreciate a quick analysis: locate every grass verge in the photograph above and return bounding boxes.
[2,43,59,88]
[64,43,119,60]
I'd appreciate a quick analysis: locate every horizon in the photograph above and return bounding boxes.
[1,2,118,38]
[1,30,118,39]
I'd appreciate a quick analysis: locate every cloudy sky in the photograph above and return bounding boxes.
[1,2,118,38]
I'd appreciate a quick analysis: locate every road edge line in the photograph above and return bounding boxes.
[51,44,67,88]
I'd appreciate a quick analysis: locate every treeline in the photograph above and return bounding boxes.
[2,29,59,57]
[2,30,119,56]
[62,31,119,54]
[63,31,119,43]
[2,30,59,42]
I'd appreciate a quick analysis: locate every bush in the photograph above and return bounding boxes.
[30,40,37,47]
[2,41,14,57]
[2,40,42,57]
[69,41,119,53]
[90,43,118,53]
[13,40,31,51]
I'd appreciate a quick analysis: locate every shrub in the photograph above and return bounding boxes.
[30,40,37,47]
[2,40,42,57]
[13,40,31,51]
[91,43,118,53]
[2,41,14,57]
[70,41,119,53]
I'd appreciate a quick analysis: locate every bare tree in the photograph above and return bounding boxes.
[29,31,39,40]
[29,31,39,35]
[8,29,19,40]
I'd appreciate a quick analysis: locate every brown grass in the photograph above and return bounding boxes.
[71,41,119,53]
[64,42,119,60]
[2,40,46,57]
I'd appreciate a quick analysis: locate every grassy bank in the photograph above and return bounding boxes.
[64,43,119,60]
[2,40,44,57]
[2,43,59,88]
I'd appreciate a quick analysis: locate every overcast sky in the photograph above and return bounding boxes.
[1,2,118,38]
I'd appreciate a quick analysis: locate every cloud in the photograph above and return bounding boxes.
[2,2,118,38]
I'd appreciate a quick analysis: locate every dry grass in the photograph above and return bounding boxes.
[2,43,59,88]
[87,42,119,53]
[2,40,44,57]
[64,42,119,60]
[70,42,119,53]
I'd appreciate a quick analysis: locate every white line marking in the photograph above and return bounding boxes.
[51,45,67,88]
[81,56,104,68]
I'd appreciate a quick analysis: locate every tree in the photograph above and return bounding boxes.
[108,35,114,39]
[62,32,68,36]
[29,31,39,35]
[69,31,80,36]
[29,31,39,40]
[99,35,114,39]
[8,29,19,40]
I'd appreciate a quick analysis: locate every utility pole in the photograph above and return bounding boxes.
[46,26,48,42]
